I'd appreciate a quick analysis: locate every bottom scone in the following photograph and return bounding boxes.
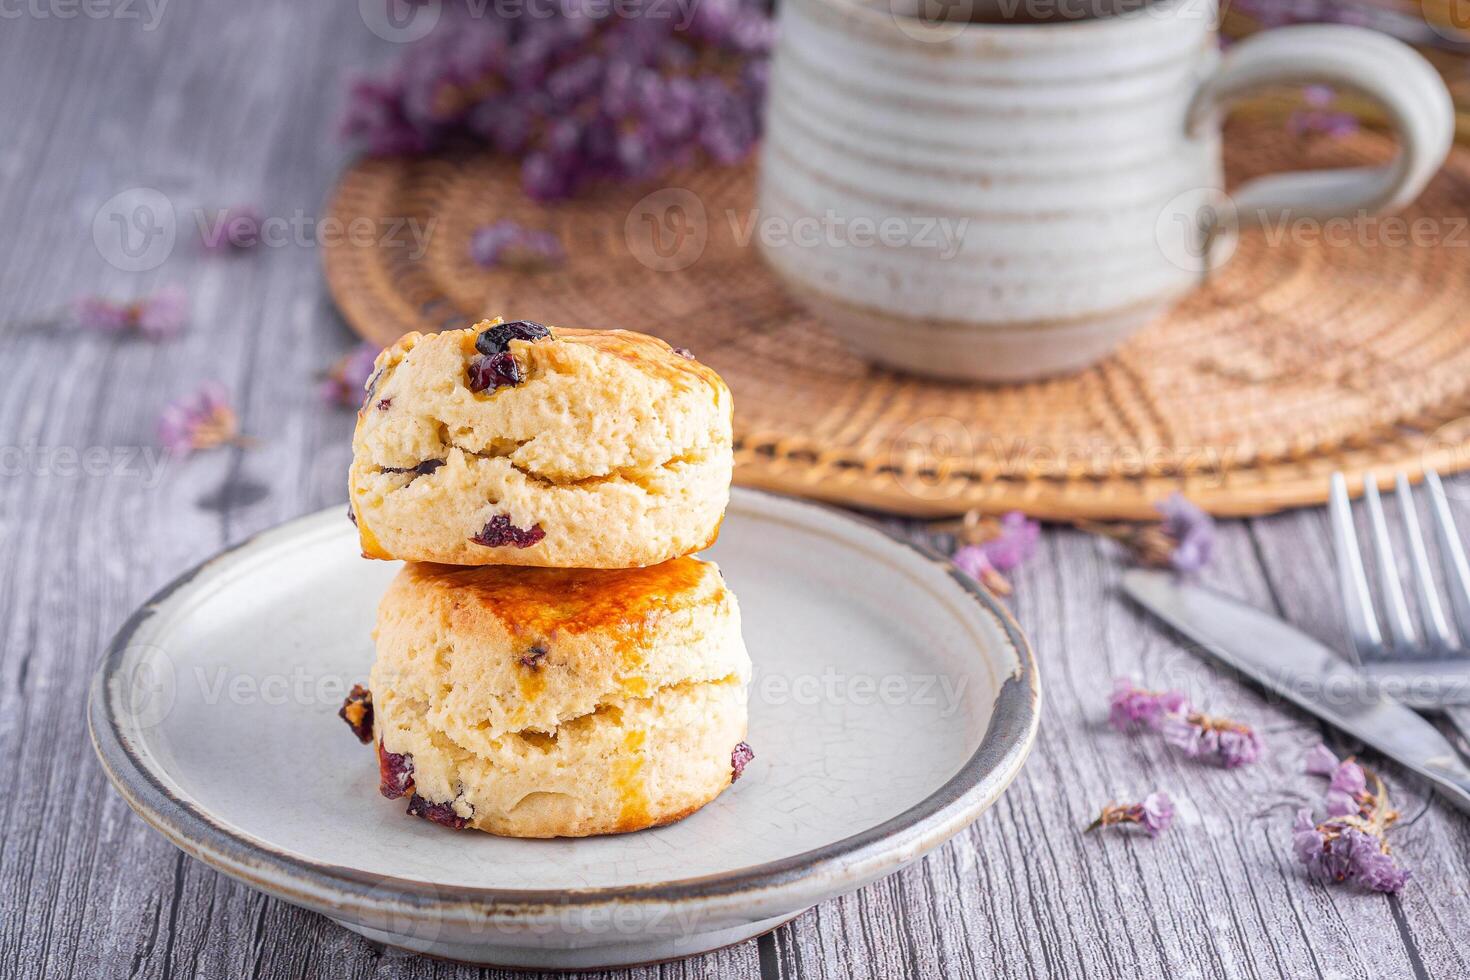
[340,557,754,838]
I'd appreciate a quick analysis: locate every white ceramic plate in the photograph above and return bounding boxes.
[90,489,1039,969]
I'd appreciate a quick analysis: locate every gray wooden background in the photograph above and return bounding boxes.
[4,3,1470,978]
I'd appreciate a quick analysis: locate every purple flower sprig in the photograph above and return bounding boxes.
[1161,711,1264,769]
[159,383,251,457]
[1087,791,1174,838]
[1108,677,1189,733]
[946,510,1041,596]
[320,341,384,410]
[1295,744,1408,892]
[470,220,564,269]
[1083,492,1216,574]
[1108,678,1263,769]
[340,0,773,202]
[72,286,189,341]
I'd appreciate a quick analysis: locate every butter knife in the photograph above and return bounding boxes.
[1123,569,1470,814]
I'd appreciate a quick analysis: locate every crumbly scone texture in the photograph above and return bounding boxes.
[348,320,733,568]
[369,557,752,837]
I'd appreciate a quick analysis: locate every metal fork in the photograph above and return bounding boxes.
[1330,469,1470,737]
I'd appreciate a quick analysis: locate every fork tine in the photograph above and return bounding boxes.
[1330,473,1382,661]
[1425,468,1470,646]
[1363,474,1416,649]
[1396,472,1455,651]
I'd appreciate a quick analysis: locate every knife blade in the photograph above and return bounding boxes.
[1123,569,1470,814]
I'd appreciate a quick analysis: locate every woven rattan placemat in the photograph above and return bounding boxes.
[323,122,1470,520]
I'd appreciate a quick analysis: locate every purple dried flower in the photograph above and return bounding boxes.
[1157,493,1216,573]
[199,205,263,251]
[338,0,773,201]
[158,382,245,456]
[71,296,131,334]
[321,342,383,409]
[951,510,1040,596]
[470,220,565,269]
[1325,790,1359,818]
[1160,710,1263,769]
[1088,791,1174,838]
[1296,757,1409,892]
[1330,758,1367,797]
[1303,742,1339,777]
[72,286,189,340]
[1293,810,1409,893]
[1080,493,1214,573]
[982,511,1041,572]
[1108,678,1189,733]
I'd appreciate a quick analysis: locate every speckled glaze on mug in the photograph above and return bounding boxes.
[758,0,1455,381]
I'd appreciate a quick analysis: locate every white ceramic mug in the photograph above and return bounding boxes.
[757,0,1456,381]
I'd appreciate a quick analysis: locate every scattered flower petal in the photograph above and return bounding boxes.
[321,342,384,410]
[1087,791,1174,838]
[1079,494,1215,573]
[71,286,189,341]
[949,510,1041,596]
[1108,678,1189,733]
[159,382,246,456]
[1157,493,1216,573]
[1160,710,1264,769]
[1330,759,1367,798]
[1303,742,1339,777]
[952,545,1011,597]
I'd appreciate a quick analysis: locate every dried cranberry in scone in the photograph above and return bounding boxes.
[407,794,469,830]
[471,514,545,549]
[338,684,374,744]
[474,319,551,355]
[466,351,522,393]
[378,740,415,799]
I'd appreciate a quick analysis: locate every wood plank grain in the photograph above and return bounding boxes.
[3,2,1470,978]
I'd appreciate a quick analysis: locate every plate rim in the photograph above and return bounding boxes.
[89,488,1040,920]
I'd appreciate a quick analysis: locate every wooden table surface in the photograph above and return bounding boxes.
[4,4,1470,978]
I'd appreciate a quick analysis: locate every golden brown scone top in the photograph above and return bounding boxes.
[401,557,725,637]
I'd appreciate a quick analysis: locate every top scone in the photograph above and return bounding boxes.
[348,318,733,568]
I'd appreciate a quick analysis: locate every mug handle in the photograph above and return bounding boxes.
[1187,24,1456,228]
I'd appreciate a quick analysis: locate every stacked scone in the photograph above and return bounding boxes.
[338,318,753,837]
